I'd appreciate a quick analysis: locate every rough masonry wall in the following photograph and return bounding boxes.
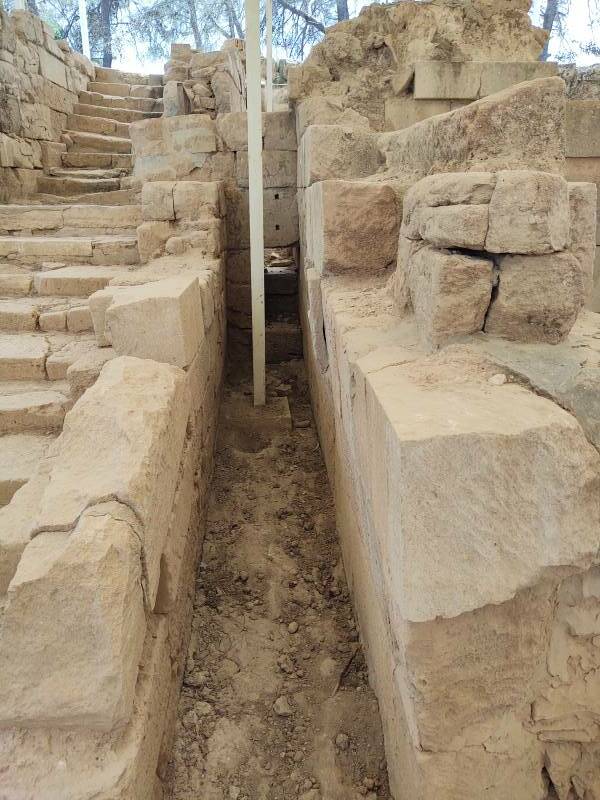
[287,0,550,130]
[0,187,227,796]
[0,8,94,201]
[298,69,600,799]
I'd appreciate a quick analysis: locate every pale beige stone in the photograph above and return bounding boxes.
[298,125,381,187]
[105,277,204,368]
[486,170,570,254]
[0,505,146,730]
[173,180,222,220]
[417,204,489,250]
[568,181,597,299]
[0,333,48,380]
[485,251,585,343]
[142,181,175,221]
[305,180,399,274]
[28,356,190,603]
[137,220,173,262]
[0,433,52,506]
[66,347,117,400]
[0,389,67,434]
[66,305,92,332]
[406,244,493,345]
[38,309,66,331]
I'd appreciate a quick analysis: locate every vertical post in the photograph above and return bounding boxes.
[245,0,266,406]
[78,0,91,60]
[12,0,27,10]
[265,0,273,112]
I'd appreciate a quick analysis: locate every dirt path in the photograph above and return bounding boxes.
[165,360,391,800]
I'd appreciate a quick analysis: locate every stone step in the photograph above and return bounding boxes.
[0,274,33,297]
[0,236,139,266]
[0,299,39,332]
[67,113,131,139]
[64,130,132,154]
[36,188,140,206]
[94,66,163,86]
[0,333,48,380]
[0,433,55,506]
[61,151,132,170]
[73,102,162,124]
[49,168,126,180]
[78,90,159,113]
[0,386,68,433]
[88,81,163,99]
[33,266,124,297]
[0,204,141,236]
[37,175,122,196]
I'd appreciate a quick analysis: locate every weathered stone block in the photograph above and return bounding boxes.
[485,251,585,342]
[406,244,493,345]
[414,61,558,101]
[305,180,399,274]
[235,149,296,188]
[0,506,145,730]
[26,356,190,604]
[173,180,222,220]
[566,100,600,158]
[381,78,566,177]
[486,170,570,254]
[417,204,489,250]
[298,125,381,187]
[569,181,597,299]
[142,181,175,221]
[106,276,205,368]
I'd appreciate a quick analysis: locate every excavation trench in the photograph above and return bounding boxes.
[164,358,391,800]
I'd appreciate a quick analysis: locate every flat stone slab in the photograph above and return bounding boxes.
[0,388,67,433]
[0,433,55,506]
[0,334,49,380]
[34,266,123,297]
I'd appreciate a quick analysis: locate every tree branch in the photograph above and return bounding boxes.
[277,0,324,33]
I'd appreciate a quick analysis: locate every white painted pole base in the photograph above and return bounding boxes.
[266,0,273,112]
[245,0,266,406]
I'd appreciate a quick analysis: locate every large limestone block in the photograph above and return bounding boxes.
[402,172,496,236]
[416,204,489,250]
[142,181,175,221]
[226,186,298,248]
[105,276,205,368]
[384,97,465,132]
[27,357,190,604]
[485,251,585,343]
[235,149,297,188]
[305,180,399,274]
[486,170,570,254]
[568,182,597,299]
[361,351,600,622]
[566,100,600,158]
[173,180,223,220]
[0,505,145,730]
[298,125,381,187]
[414,61,557,101]
[406,245,493,345]
[37,47,68,89]
[380,78,566,178]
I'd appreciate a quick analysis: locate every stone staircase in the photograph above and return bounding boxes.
[0,66,163,509]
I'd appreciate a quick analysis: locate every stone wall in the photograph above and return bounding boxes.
[0,8,94,201]
[298,71,600,799]
[130,106,300,358]
[287,0,550,131]
[0,184,227,797]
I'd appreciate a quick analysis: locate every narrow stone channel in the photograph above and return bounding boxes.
[165,359,391,800]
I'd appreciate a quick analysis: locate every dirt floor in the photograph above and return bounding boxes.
[165,359,391,800]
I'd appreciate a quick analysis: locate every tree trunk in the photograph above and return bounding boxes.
[540,0,559,60]
[27,0,40,15]
[187,0,203,49]
[100,0,113,67]
[336,0,349,21]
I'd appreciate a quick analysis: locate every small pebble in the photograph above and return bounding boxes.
[335,732,349,751]
[488,373,507,386]
[288,621,299,634]
[273,695,293,717]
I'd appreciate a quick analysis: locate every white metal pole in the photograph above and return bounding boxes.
[12,0,27,10]
[245,0,266,406]
[265,0,273,112]
[78,0,91,59]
